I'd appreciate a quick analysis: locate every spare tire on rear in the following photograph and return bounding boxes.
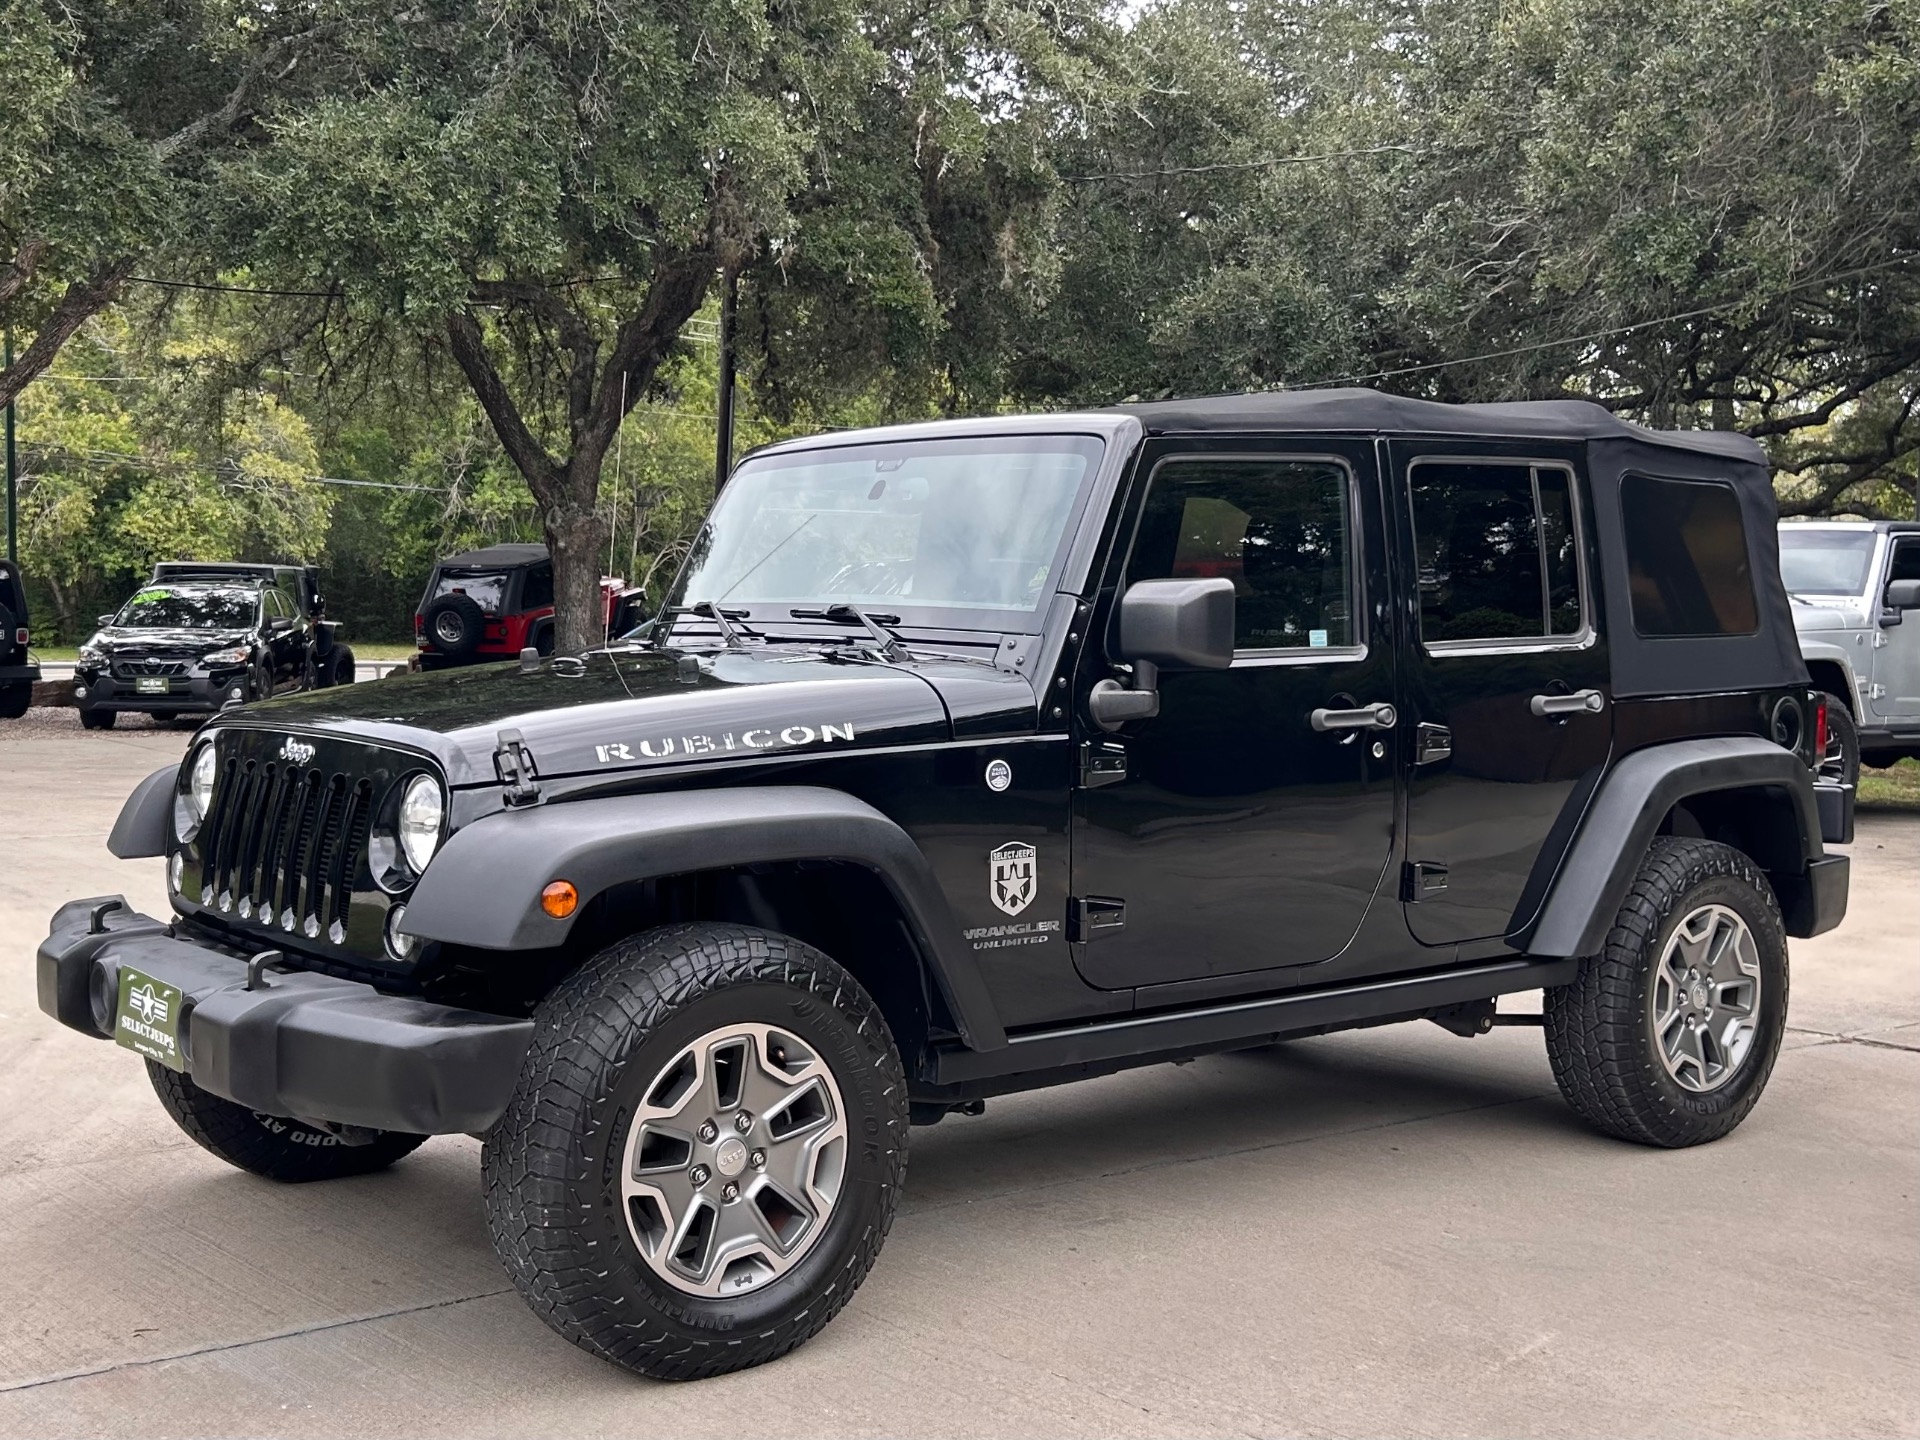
[422,593,486,662]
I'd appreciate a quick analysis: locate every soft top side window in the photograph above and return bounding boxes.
[521,564,555,609]
[1621,473,1758,637]
[1409,460,1585,646]
[1127,455,1357,653]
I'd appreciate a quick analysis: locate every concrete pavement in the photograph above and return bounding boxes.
[2,706,1915,1437]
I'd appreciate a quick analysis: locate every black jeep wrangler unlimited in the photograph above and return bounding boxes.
[0,556,40,719]
[74,562,355,728]
[39,392,1851,1380]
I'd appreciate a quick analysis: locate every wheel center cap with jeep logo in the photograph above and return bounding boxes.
[1689,981,1710,1011]
[713,1136,749,1177]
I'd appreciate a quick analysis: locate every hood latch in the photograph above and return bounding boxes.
[494,727,542,808]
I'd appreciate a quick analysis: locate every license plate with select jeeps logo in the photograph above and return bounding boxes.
[114,965,186,1070]
[134,677,168,694]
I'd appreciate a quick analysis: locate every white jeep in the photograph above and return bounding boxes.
[1780,521,1920,780]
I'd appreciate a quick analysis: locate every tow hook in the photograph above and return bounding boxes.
[494,728,542,808]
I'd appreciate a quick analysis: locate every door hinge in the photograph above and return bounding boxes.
[1869,682,1888,699]
[1068,895,1126,940]
[1415,723,1452,765]
[1401,861,1449,902]
[1079,740,1128,788]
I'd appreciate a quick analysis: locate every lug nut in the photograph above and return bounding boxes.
[734,1112,753,1134]
[749,1149,766,1169]
[697,1120,717,1143]
[690,1164,711,1186]
[721,1182,739,1202]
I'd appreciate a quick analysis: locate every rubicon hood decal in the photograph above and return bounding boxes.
[592,718,859,764]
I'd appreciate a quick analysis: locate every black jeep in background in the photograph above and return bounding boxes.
[0,557,40,719]
[41,391,1850,1381]
[74,562,354,729]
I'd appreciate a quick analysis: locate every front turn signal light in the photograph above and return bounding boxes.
[541,880,579,918]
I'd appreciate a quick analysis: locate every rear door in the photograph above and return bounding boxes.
[1391,443,1611,946]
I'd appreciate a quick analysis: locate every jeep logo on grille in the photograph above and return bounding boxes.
[279,737,316,766]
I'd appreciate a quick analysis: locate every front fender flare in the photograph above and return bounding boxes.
[402,785,1007,1051]
[1795,637,1862,711]
[1520,737,1823,958]
[108,765,177,859]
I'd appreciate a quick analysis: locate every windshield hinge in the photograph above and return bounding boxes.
[494,727,542,808]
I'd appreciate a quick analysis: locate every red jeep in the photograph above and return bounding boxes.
[416,544,637,667]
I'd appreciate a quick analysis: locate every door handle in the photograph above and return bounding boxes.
[1529,689,1605,718]
[1310,702,1397,732]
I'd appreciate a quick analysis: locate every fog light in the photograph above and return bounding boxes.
[541,880,579,919]
[168,853,184,893]
[384,903,418,961]
[227,685,245,702]
[73,685,87,700]
[89,963,118,1034]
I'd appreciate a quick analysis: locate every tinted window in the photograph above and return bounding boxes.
[115,586,258,630]
[1622,474,1757,637]
[1778,528,1876,596]
[521,564,554,609]
[1130,458,1354,650]
[1410,461,1584,642]
[1889,539,1920,585]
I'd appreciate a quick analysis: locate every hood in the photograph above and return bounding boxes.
[1788,596,1867,632]
[227,645,1032,786]
[92,627,254,653]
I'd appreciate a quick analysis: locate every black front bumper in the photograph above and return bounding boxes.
[38,897,532,1135]
[75,668,249,715]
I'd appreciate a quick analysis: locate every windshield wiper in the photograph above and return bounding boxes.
[691,601,757,649]
[790,604,910,662]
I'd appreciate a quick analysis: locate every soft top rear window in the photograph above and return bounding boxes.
[1622,474,1758,638]
[430,568,510,615]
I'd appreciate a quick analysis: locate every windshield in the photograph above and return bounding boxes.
[668,435,1103,627]
[430,568,510,615]
[114,585,258,630]
[1779,528,1876,597]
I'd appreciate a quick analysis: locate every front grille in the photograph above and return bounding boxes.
[113,658,191,678]
[199,756,373,943]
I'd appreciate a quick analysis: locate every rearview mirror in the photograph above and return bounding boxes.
[1089,578,1236,731]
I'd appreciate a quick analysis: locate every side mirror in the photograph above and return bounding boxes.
[268,616,296,634]
[97,613,116,627]
[1088,578,1236,731]
[1884,579,1920,613]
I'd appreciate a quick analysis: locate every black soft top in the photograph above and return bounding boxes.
[439,543,549,570]
[1116,388,1799,701]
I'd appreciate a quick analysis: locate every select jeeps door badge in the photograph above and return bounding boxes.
[593,721,856,765]
[279,737,315,765]
[984,758,1013,792]
[989,842,1037,916]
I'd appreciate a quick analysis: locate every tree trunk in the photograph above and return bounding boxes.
[544,480,610,655]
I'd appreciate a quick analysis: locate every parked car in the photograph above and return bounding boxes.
[40,391,1849,1381]
[0,557,40,719]
[74,562,354,729]
[1780,520,1920,782]
[415,544,639,668]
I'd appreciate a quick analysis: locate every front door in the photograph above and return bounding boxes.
[1871,534,1920,722]
[1071,441,1398,991]
[1391,444,1612,946]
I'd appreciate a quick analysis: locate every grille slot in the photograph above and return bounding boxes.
[199,751,378,945]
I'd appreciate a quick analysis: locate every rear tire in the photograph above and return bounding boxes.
[1545,837,1788,1148]
[147,1063,428,1181]
[79,707,116,730]
[330,645,355,686]
[483,922,909,1380]
[0,681,29,719]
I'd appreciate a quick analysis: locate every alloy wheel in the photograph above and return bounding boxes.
[1649,903,1763,1093]
[619,1022,848,1298]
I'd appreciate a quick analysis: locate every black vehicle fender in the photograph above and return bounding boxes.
[402,785,1008,1051]
[108,765,178,859]
[1519,736,1827,957]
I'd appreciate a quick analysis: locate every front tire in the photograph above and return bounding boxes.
[79,706,116,730]
[1545,837,1788,1148]
[483,923,909,1381]
[1818,693,1860,788]
[148,1063,428,1181]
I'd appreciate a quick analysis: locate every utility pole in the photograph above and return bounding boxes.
[4,330,16,566]
[714,270,738,494]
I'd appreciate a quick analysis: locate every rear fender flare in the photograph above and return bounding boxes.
[402,785,1007,1051]
[1519,737,1823,957]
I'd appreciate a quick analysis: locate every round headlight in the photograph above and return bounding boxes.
[190,744,218,821]
[397,775,444,873]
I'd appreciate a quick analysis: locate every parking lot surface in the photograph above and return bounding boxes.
[2,708,1915,1438]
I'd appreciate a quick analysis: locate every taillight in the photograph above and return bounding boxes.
[12,628,24,646]
[1813,695,1829,762]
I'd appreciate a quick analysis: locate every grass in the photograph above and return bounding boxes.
[1859,757,1920,811]
[30,641,417,662]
